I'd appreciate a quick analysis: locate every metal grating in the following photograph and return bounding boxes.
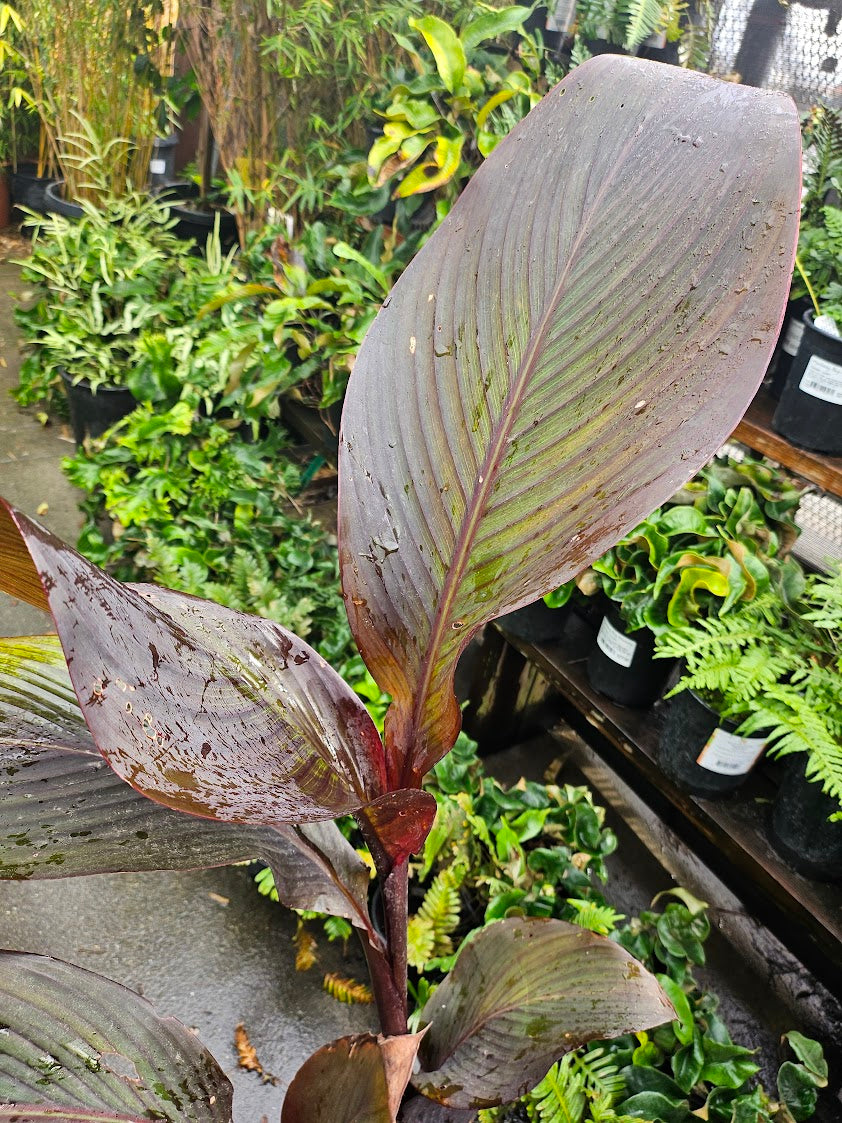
[709,0,842,109]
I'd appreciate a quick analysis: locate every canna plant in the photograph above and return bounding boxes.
[0,56,800,1121]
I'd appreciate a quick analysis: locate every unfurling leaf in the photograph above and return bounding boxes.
[281,1032,425,1123]
[412,917,674,1108]
[0,953,232,1123]
[0,501,385,824]
[338,55,800,787]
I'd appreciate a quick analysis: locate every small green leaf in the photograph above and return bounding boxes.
[777,1062,820,1121]
[783,1032,828,1086]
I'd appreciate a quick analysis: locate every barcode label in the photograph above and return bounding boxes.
[596,616,637,668]
[799,355,842,405]
[696,727,766,775]
[781,317,805,356]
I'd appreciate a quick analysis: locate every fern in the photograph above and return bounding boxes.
[525,1049,627,1122]
[803,106,842,223]
[406,865,465,969]
[619,0,663,51]
[322,972,373,1004]
[566,898,625,936]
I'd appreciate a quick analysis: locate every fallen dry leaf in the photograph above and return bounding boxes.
[235,1022,278,1085]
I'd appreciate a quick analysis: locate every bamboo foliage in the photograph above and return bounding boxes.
[3,0,177,200]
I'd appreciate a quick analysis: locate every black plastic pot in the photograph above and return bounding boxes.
[153,181,238,252]
[765,298,810,400]
[658,689,765,797]
[772,311,842,454]
[148,134,179,187]
[586,607,673,707]
[60,371,137,447]
[497,598,570,643]
[770,759,842,881]
[9,162,57,226]
[44,179,84,219]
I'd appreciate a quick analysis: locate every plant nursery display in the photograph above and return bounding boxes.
[655,568,842,823]
[546,454,803,706]
[0,53,801,1122]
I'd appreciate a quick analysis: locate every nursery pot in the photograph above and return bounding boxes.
[765,298,810,400]
[0,170,10,228]
[44,180,84,220]
[497,598,570,644]
[658,689,766,797]
[9,162,56,219]
[772,311,842,454]
[148,134,179,187]
[586,606,673,707]
[60,371,137,447]
[153,181,238,252]
[770,758,842,881]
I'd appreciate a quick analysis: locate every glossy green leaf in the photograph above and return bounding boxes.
[0,953,232,1123]
[338,56,800,786]
[281,1032,425,1123]
[460,6,532,54]
[783,1032,828,1086]
[395,135,465,198]
[409,16,466,93]
[412,917,673,1108]
[0,502,386,824]
[777,1062,820,1120]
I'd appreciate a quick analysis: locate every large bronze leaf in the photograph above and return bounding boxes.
[0,502,385,823]
[0,635,374,936]
[0,953,232,1123]
[338,55,800,785]
[412,918,673,1109]
[281,1032,424,1123]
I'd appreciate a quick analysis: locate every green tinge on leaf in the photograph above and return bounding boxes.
[412,917,674,1109]
[0,953,232,1123]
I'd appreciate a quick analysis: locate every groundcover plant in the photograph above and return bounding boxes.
[0,55,799,1122]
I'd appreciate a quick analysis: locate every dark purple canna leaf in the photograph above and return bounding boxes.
[0,501,386,824]
[0,952,232,1123]
[338,55,801,785]
[281,1032,425,1123]
[357,789,438,867]
[412,917,674,1109]
[0,635,375,937]
[0,1107,150,1123]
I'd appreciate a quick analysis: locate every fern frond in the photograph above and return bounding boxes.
[253,865,279,902]
[529,1056,586,1123]
[322,972,373,1004]
[620,0,663,50]
[407,865,465,968]
[566,898,625,935]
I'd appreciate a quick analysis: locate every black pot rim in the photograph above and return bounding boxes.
[59,369,133,395]
[801,308,842,344]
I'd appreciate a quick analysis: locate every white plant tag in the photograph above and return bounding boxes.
[696,727,766,775]
[799,355,842,406]
[781,317,805,356]
[596,615,637,668]
[149,159,167,175]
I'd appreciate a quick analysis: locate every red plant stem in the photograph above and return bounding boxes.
[361,924,407,1038]
[382,858,409,1029]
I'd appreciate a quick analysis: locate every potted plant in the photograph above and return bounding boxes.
[654,568,842,865]
[12,184,233,442]
[0,55,801,1118]
[550,455,803,707]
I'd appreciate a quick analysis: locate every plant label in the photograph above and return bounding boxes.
[596,616,637,668]
[696,728,766,775]
[149,159,167,175]
[781,316,805,356]
[799,356,842,405]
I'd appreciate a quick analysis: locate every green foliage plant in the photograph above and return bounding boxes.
[569,0,716,69]
[367,7,559,205]
[0,0,175,201]
[655,567,842,815]
[546,454,803,636]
